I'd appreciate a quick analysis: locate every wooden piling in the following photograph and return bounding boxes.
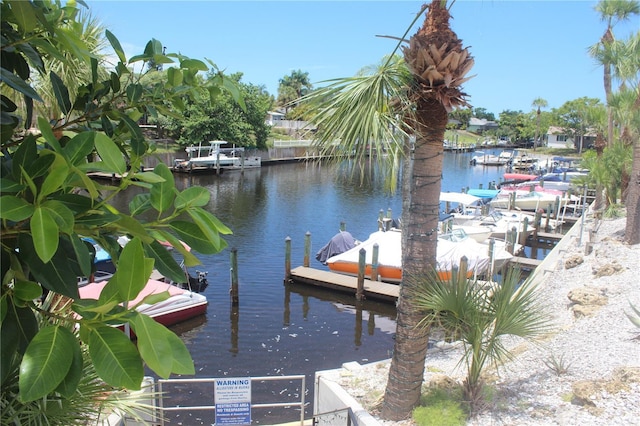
[230,248,239,306]
[371,243,380,281]
[519,216,529,246]
[284,237,291,282]
[304,231,311,267]
[356,248,366,301]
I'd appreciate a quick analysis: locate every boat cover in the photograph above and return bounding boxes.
[315,231,357,264]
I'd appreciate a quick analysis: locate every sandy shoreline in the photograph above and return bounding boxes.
[328,210,640,425]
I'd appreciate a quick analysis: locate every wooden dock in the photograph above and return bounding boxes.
[288,266,399,303]
[506,256,543,270]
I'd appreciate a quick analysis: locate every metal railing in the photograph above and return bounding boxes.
[156,375,306,426]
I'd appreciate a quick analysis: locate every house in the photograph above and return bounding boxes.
[265,111,285,126]
[467,117,499,133]
[547,126,596,150]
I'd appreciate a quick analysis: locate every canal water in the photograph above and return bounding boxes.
[114,149,516,424]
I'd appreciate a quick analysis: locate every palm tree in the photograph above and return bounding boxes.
[303,1,474,419]
[590,0,640,147]
[531,97,548,150]
[277,69,313,115]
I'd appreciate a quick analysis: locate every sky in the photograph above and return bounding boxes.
[88,1,639,117]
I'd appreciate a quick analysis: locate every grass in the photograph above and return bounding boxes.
[413,387,467,426]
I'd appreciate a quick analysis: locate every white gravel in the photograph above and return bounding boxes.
[332,212,640,425]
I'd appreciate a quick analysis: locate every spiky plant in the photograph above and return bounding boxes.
[409,266,552,412]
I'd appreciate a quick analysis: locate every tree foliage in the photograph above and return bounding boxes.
[1,0,237,416]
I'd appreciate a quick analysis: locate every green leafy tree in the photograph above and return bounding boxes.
[472,107,495,121]
[410,266,551,411]
[277,69,313,116]
[1,0,239,420]
[552,97,604,153]
[302,1,475,419]
[531,97,548,150]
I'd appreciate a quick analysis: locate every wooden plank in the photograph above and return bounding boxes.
[289,266,399,302]
[507,257,543,268]
[535,232,562,241]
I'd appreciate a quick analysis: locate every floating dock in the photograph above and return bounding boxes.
[288,266,399,303]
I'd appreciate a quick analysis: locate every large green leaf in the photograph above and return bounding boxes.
[130,313,173,378]
[50,71,71,115]
[37,116,61,152]
[88,326,143,390]
[11,134,36,181]
[7,0,37,33]
[62,131,95,165]
[167,331,195,375]
[18,326,75,402]
[143,240,185,284]
[1,303,38,385]
[12,280,42,304]
[151,229,201,268]
[30,206,59,263]
[0,195,34,221]
[100,238,152,305]
[41,200,75,234]
[150,163,175,213]
[94,132,126,175]
[187,208,232,252]
[169,220,219,254]
[0,177,25,193]
[0,67,42,102]
[38,154,69,201]
[129,193,152,216]
[71,234,93,278]
[175,186,210,209]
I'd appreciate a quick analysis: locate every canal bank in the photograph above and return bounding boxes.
[313,207,640,425]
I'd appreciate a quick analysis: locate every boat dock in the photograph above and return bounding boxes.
[287,266,399,303]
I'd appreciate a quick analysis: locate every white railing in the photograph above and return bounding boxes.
[155,375,307,426]
[273,139,314,148]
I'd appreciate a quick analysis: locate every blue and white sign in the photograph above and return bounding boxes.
[214,377,251,425]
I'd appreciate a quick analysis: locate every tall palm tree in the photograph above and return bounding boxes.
[531,97,548,150]
[303,1,474,420]
[590,0,640,147]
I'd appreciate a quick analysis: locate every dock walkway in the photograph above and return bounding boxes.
[288,266,399,302]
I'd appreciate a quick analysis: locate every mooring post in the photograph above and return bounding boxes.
[509,191,516,210]
[356,248,366,301]
[488,239,495,277]
[304,231,311,267]
[284,236,291,282]
[458,256,469,281]
[378,209,384,230]
[520,216,529,246]
[340,221,346,232]
[230,248,239,306]
[545,203,552,231]
[506,227,517,254]
[554,196,561,220]
[371,243,379,281]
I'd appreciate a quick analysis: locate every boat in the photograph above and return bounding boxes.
[173,140,261,171]
[325,228,512,283]
[78,278,208,328]
[489,189,577,211]
[470,151,507,166]
[510,171,588,192]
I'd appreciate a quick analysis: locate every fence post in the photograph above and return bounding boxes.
[230,248,239,306]
[284,237,291,282]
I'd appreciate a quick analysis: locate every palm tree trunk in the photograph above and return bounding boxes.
[382,98,447,419]
[625,139,640,244]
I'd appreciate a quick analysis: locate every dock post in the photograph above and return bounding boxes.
[519,216,529,246]
[340,221,346,232]
[506,227,516,254]
[230,248,239,306]
[545,203,552,231]
[356,248,366,301]
[554,196,561,221]
[458,256,469,281]
[509,192,516,210]
[378,209,384,230]
[534,209,542,229]
[284,237,291,282]
[371,243,380,281]
[304,231,311,267]
[488,239,495,277]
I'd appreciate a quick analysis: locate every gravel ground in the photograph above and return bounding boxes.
[331,212,640,425]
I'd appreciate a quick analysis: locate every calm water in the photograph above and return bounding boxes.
[115,149,510,424]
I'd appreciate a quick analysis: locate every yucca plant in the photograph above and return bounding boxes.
[409,265,552,411]
[626,301,640,336]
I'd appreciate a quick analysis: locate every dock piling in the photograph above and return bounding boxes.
[371,243,380,281]
[304,231,311,267]
[230,248,239,306]
[284,237,291,282]
[356,249,366,301]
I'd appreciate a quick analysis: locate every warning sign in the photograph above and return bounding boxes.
[214,378,251,425]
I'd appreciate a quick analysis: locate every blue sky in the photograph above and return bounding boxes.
[89,1,639,116]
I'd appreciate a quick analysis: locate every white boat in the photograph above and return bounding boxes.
[325,228,513,283]
[512,171,588,192]
[470,151,507,166]
[78,279,208,328]
[489,189,577,211]
[173,140,261,171]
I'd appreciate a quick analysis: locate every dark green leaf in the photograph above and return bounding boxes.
[50,71,71,115]
[132,171,166,184]
[7,0,37,33]
[19,326,75,402]
[30,206,59,263]
[150,163,175,213]
[41,200,74,234]
[166,68,183,87]
[89,326,143,390]
[53,193,93,214]
[175,186,210,209]
[0,67,42,102]
[0,178,24,194]
[143,38,163,56]
[13,280,42,303]
[54,338,83,398]
[114,215,152,243]
[126,83,143,104]
[105,30,126,63]
[180,58,208,72]
[118,114,146,156]
[129,193,152,216]
[71,234,93,278]
[188,207,233,236]
[11,134,37,181]
[37,116,62,152]
[38,154,69,201]
[109,71,120,93]
[0,195,34,221]
[143,240,185,284]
